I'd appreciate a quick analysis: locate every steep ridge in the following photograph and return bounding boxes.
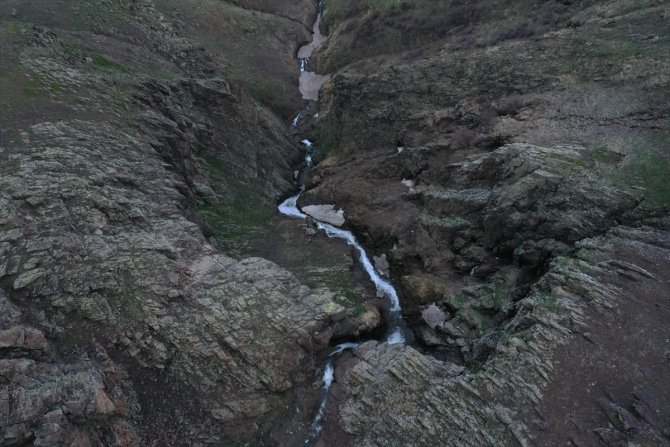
[0,0,369,445]
[296,0,670,445]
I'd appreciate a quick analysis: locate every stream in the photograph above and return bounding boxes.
[277,1,407,445]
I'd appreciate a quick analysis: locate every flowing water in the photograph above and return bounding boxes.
[277,1,407,444]
[297,1,331,101]
[278,143,406,345]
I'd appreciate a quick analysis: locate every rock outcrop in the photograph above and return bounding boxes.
[302,204,345,227]
[0,0,373,444]
[1,290,137,446]
[299,1,670,445]
[2,0,670,445]
[320,225,670,446]
[303,0,669,347]
[0,110,357,444]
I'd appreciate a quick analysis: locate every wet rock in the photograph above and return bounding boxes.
[327,304,382,340]
[303,204,346,226]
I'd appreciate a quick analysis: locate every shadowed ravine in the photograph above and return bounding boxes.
[297,0,331,101]
[2,0,669,445]
[278,1,407,444]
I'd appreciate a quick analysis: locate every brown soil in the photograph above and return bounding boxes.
[531,234,670,445]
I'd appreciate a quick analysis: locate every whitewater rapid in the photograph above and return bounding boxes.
[278,139,405,343]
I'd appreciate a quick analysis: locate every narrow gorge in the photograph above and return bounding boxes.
[1,0,669,446]
[279,3,407,442]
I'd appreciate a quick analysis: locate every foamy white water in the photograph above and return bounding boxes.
[278,136,403,321]
[315,221,402,315]
[278,194,404,328]
[303,342,360,445]
[277,194,306,219]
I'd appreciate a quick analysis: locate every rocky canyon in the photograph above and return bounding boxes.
[0,0,669,446]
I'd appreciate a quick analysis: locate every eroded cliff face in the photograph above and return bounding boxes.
[0,0,373,445]
[298,0,670,445]
[2,0,669,446]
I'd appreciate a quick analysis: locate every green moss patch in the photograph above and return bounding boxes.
[91,54,131,73]
[306,267,366,316]
[622,140,670,210]
[197,155,273,257]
